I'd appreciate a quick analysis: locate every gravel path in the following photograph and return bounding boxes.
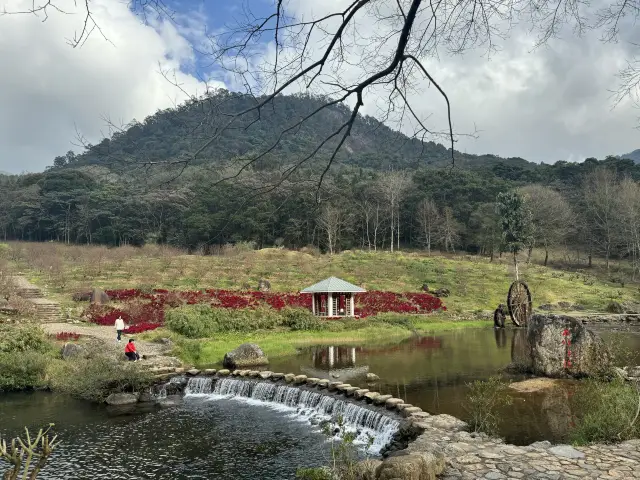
[405,414,640,480]
[42,322,170,358]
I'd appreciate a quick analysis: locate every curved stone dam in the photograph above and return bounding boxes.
[180,376,402,453]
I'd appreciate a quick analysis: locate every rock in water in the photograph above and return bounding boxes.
[512,314,611,378]
[366,373,380,382]
[223,343,269,368]
[90,288,110,305]
[105,393,139,405]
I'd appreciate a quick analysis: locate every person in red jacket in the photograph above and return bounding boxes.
[124,339,140,361]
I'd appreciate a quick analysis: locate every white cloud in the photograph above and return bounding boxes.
[257,0,639,163]
[0,0,222,173]
[0,0,637,173]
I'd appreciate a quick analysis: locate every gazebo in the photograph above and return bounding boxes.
[300,276,366,317]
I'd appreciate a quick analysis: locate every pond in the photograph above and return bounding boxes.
[269,325,640,445]
[1,325,639,478]
[0,392,336,480]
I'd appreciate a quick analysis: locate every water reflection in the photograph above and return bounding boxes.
[303,346,369,380]
[301,336,444,381]
[494,328,507,348]
[510,328,531,369]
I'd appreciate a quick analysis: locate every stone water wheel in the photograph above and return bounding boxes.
[507,280,532,327]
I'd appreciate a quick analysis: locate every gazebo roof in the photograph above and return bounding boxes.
[300,276,366,294]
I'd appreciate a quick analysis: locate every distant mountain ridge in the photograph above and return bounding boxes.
[622,149,640,164]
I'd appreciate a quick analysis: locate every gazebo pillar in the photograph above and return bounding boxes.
[327,294,333,317]
[312,294,316,315]
[350,294,355,317]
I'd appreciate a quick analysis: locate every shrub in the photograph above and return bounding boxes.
[296,468,332,480]
[280,308,322,331]
[0,351,49,391]
[321,321,347,332]
[569,378,640,444]
[49,354,152,402]
[165,305,322,338]
[165,304,220,338]
[370,312,416,330]
[0,325,51,354]
[175,339,204,365]
[464,376,513,437]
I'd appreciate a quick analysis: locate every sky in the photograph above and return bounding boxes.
[0,0,638,174]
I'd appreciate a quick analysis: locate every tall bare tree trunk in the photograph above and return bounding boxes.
[396,209,400,251]
[390,205,394,253]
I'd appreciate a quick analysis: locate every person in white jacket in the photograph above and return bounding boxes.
[115,316,125,342]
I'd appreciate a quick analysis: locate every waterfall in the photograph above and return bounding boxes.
[184,377,400,453]
[152,375,188,400]
[185,377,213,395]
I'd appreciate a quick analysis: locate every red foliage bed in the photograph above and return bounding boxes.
[81,289,446,333]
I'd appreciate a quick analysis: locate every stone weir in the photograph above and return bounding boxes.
[144,368,640,479]
[150,369,427,456]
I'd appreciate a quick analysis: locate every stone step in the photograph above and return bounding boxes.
[16,290,44,298]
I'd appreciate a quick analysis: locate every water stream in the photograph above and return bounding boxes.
[184,377,400,453]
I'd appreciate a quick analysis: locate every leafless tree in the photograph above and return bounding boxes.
[416,198,440,254]
[379,170,412,252]
[354,187,386,251]
[616,178,640,279]
[582,168,618,270]
[438,206,460,252]
[4,0,639,186]
[317,203,346,254]
[519,185,573,266]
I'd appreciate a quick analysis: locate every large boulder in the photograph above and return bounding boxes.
[61,342,85,359]
[72,291,92,302]
[223,343,269,369]
[257,279,271,292]
[511,314,611,378]
[90,288,110,305]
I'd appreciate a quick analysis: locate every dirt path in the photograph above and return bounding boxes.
[42,323,171,359]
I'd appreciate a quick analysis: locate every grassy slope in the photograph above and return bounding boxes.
[6,242,639,365]
[13,243,636,313]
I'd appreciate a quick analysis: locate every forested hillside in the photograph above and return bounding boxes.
[1,91,639,275]
[53,91,533,172]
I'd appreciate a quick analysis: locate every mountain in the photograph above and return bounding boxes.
[622,149,640,164]
[2,90,639,251]
[60,91,535,173]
